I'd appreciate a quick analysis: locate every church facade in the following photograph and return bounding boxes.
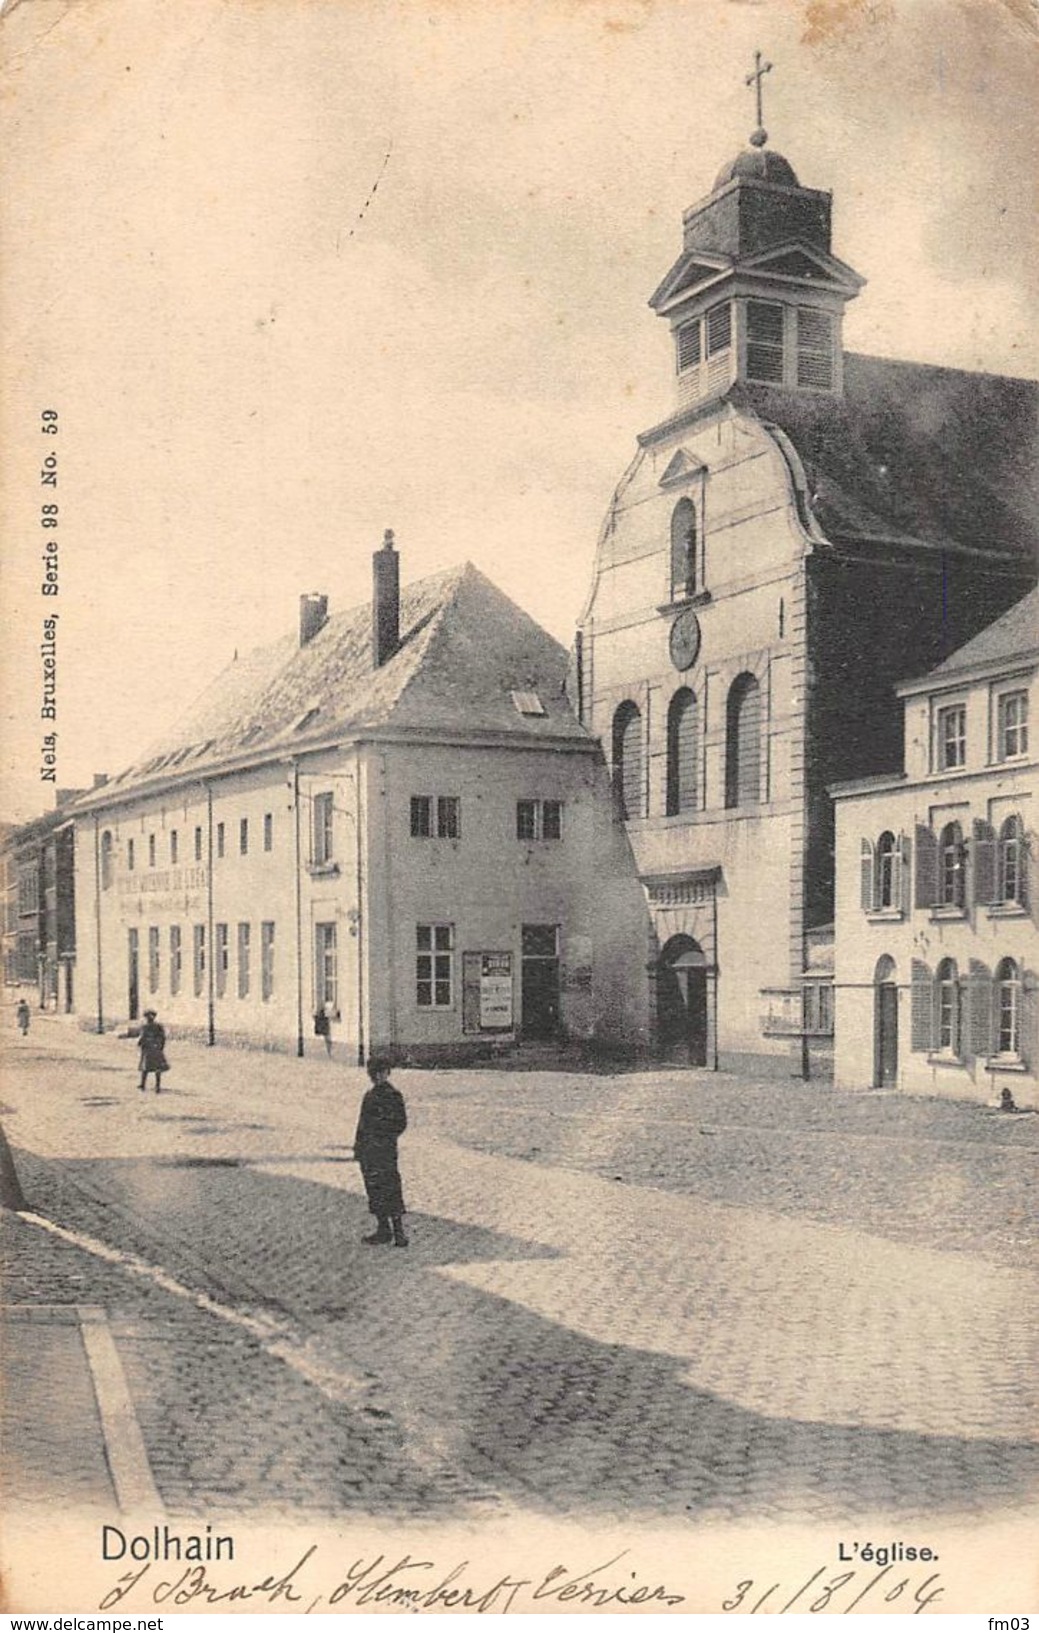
[572,113,1038,1076]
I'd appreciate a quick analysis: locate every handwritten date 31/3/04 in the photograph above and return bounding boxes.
[723,1560,943,1615]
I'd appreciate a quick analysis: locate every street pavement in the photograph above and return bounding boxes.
[2,1013,1037,1527]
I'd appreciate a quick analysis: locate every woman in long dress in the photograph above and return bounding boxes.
[353,1056,408,1247]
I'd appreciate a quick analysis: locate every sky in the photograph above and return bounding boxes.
[1,0,1036,822]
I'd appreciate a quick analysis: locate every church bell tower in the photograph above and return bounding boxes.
[650,54,865,412]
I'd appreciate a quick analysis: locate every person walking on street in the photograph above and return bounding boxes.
[353,1055,408,1247]
[15,999,30,1037]
[137,1009,169,1093]
[313,1003,333,1057]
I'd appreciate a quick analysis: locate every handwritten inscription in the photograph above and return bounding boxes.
[722,1559,944,1615]
[99,1547,685,1614]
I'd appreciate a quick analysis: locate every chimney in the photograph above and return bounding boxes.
[299,593,328,647]
[372,529,400,668]
[93,773,109,789]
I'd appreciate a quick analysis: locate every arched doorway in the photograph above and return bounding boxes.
[873,955,898,1088]
[658,935,708,1065]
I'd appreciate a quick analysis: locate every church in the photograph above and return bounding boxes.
[571,59,1038,1077]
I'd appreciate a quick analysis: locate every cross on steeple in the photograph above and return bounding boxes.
[745,50,773,148]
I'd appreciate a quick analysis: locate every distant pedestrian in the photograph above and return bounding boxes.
[313,1004,333,1057]
[15,999,30,1037]
[137,1009,169,1093]
[353,1055,408,1247]
[999,1086,1018,1113]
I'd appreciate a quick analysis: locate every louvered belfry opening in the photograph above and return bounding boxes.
[373,529,400,667]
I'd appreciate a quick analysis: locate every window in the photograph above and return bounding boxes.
[315,922,337,1009]
[127,838,135,872]
[935,958,960,1054]
[669,500,696,600]
[194,826,203,862]
[516,799,563,841]
[939,821,965,908]
[17,863,39,916]
[170,830,179,865]
[216,923,229,997]
[100,831,114,890]
[148,926,160,994]
[876,832,896,909]
[239,818,249,856]
[666,688,698,816]
[410,795,460,839]
[261,921,275,1001]
[995,958,1021,1056]
[169,925,182,996]
[796,307,834,389]
[676,318,701,374]
[263,813,273,852]
[725,673,762,809]
[802,981,834,1036]
[148,833,156,868]
[216,822,226,859]
[237,922,250,998]
[999,815,1026,906]
[746,300,784,383]
[417,923,453,1008]
[312,791,334,865]
[998,690,1028,760]
[705,301,731,357]
[612,701,643,821]
[938,704,966,770]
[193,925,205,997]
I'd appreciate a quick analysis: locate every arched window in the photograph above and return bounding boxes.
[939,821,965,908]
[666,689,698,816]
[669,500,696,600]
[999,815,1025,906]
[725,673,761,809]
[936,957,960,1054]
[612,701,643,822]
[995,958,1021,1056]
[876,832,896,909]
[100,830,113,891]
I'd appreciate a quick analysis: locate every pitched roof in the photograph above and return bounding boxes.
[85,563,587,805]
[728,352,1039,562]
[916,585,1039,683]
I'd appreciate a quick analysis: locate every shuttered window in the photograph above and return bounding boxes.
[876,831,896,908]
[666,689,698,816]
[996,958,1021,1056]
[935,958,960,1054]
[999,815,1025,905]
[169,925,182,997]
[725,673,761,808]
[939,821,965,907]
[612,702,643,821]
[746,301,784,382]
[796,308,834,389]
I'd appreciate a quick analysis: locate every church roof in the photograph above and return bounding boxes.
[912,585,1039,684]
[79,563,587,808]
[730,352,1039,563]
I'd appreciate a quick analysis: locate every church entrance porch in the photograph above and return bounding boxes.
[657,935,709,1065]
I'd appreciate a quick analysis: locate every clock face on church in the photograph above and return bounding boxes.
[669,608,701,671]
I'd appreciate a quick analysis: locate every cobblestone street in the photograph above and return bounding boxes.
[2,1016,1037,1529]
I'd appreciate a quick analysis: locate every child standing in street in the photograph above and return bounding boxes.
[353,1055,408,1247]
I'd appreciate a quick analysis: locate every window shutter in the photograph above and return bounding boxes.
[897,832,912,914]
[972,818,997,907]
[1021,972,1037,1070]
[914,825,938,908]
[965,959,993,1060]
[860,838,875,912]
[910,960,933,1052]
[1021,831,1033,910]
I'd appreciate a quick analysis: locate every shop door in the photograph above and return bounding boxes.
[521,925,560,1039]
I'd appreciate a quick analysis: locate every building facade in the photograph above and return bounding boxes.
[1,799,80,1010]
[571,121,1038,1076]
[832,589,1037,1106]
[73,542,647,1060]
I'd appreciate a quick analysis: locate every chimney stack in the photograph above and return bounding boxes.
[372,529,400,668]
[93,773,109,789]
[299,593,328,647]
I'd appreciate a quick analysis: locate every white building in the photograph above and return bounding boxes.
[832,589,1037,1105]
